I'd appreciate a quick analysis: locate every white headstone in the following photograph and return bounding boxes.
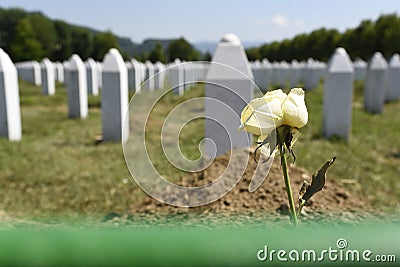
[364,52,388,113]
[279,61,290,87]
[323,47,354,140]
[386,54,400,102]
[101,48,129,142]
[130,59,141,92]
[169,59,184,95]
[66,54,88,118]
[0,49,22,141]
[353,58,367,81]
[85,58,99,96]
[56,62,64,83]
[304,58,322,90]
[41,58,55,95]
[290,59,302,88]
[143,61,155,91]
[183,62,194,90]
[139,62,146,84]
[63,60,70,88]
[96,61,103,89]
[154,61,166,89]
[205,33,253,157]
[16,61,42,86]
[270,61,280,86]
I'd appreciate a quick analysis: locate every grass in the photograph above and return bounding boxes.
[0,81,143,218]
[0,79,399,221]
[295,81,400,210]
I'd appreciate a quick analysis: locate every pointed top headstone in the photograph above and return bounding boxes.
[220,33,241,45]
[207,33,253,80]
[369,52,388,70]
[328,47,354,73]
[389,54,400,67]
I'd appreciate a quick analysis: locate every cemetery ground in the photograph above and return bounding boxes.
[0,80,399,227]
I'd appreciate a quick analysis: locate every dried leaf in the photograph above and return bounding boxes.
[298,180,310,203]
[301,157,336,202]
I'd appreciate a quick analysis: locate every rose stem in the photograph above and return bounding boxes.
[279,144,298,227]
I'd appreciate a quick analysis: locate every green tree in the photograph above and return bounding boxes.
[202,51,212,61]
[167,37,200,62]
[147,42,166,63]
[27,13,57,59]
[245,47,260,61]
[71,28,93,60]
[53,20,72,61]
[0,8,28,53]
[10,18,44,61]
[93,31,119,61]
[375,14,400,58]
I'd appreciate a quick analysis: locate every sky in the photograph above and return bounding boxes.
[1,0,400,44]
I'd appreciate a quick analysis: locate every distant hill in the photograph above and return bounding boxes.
[194,40,264,54]
[118,38,175,58]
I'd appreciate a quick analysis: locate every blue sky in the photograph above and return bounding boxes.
[1,0,400,44]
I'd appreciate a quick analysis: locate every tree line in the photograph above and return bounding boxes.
[4,8,398,64]
[0,7,207,63]
[0,8,121,62]
[245,13,400,62]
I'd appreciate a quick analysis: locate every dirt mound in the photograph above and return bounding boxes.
[138,147,370,222]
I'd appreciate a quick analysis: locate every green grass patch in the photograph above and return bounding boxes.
[0,79,399,219]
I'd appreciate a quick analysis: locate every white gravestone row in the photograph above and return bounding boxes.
[41,58,55,96]
[128,59,141,92]
[167,59,185,96]
[304,58,326,90]
[154,61,166,89]
[183,62,207,90]
[278,61,290,87]
[251,59,272,91]
[364,52,388,113]
[251,58,325,91]
[101,48,129,142]
[323,47,354,140]
[55,62,64,83]
[126,59,166,92]
[183,61,193,90]
[165,60,208,95]
[85,58,99,96]
[353,58,367,81]
[16,61,42,86]
[143,60,155,91]
[386,54,400,102]
[65,54,88,118]
[0,49,22,141]
[290,59,302,88]
[205,33,253,157]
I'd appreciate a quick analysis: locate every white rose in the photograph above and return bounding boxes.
[240,89,286,136]
[240,88,308,136]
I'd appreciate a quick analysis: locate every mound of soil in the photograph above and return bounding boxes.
[138,147,371,222]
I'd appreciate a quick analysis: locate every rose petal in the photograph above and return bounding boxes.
[282,88,308,128]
